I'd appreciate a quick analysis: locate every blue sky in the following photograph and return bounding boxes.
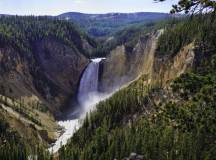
[0,0,178,15]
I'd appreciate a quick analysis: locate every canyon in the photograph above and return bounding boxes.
[0,13,216,160]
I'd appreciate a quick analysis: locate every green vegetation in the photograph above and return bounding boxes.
[156,14,216,57]
[0,94,58,160]
[155,0,216,14]
[92,19,178,57]
[59,14,216,160]
[1,5,216,160]
[0,15,96,160]
[0,96,42,126]
[59,72,216,159]
[0,16,96,58]
[0,117,51,160]
[59,12,170,37]
[0,118,27,160]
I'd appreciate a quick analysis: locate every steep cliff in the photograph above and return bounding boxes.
[152,43,195,87]
[0,16,94,115]
[99,30,159,92]
[0,16,94,149]
[100,29,195,93]
[59,14,216,160]
[0,40,88,114]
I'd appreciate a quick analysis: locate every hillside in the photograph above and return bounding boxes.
[98,19,182,91]
[58,12,172,37]
[58,14,216,159]
[0,14,174,159]
[0,16,97,112]
[0,16,97,158]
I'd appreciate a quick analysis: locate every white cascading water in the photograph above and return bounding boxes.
[49,58,107,153]
[78,58,101,111]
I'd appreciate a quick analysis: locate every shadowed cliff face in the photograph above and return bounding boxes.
[100,30,195,93]
[0,37,89,115]
[0,34,93,147]
[33,37,89,113]
[0,16,97,117]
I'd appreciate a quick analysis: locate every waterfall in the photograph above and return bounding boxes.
[78,58,102,110]
[49,58,105,153]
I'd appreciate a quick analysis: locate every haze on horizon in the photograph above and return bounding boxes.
[0,0,178,16]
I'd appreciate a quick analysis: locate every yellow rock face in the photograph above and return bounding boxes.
[100,30,195,93]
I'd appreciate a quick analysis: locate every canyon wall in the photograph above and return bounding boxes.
[100,30,195,92]
[0,38,90,115]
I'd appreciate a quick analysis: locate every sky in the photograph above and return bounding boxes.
[0,0,178,16]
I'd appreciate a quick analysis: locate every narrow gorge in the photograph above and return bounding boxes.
[50,28,196,154]
[1,11,216,160]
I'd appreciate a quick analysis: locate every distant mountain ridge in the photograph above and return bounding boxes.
[58,12,170,20]
[58,12,172,37]
[0,12,172,37]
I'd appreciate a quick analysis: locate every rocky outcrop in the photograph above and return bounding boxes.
[152,43,195,87]
[99,30,162,92]
[123,153,144,160]
[114,153,144,160]
[100,30,195,93]
[99,45,129,92]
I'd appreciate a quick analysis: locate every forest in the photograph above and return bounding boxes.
[58,12,171,37]
[1,1,216,159]
[58,13,216,160]
[0,116,52,160]
[0,16,96,59]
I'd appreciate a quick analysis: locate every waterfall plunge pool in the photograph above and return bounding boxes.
[48,58,109,153]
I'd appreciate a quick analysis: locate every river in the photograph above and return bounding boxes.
[49,58,108,153]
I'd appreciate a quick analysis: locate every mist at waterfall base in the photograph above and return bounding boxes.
[77,58,109,113]
[49,58,111,153]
